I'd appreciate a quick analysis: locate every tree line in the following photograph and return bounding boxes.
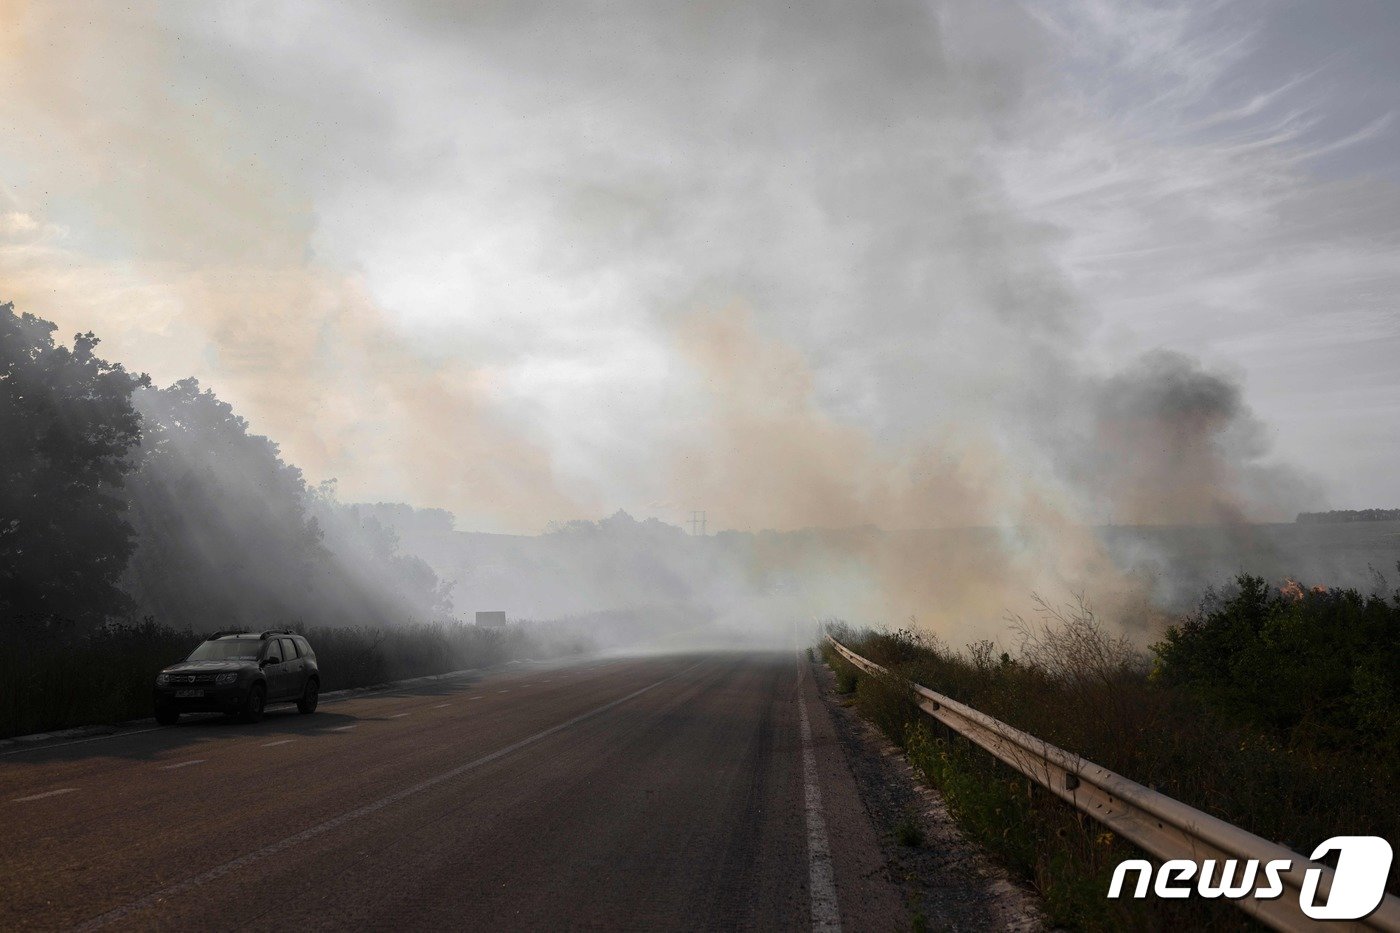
[1296,509,1400,524]
[1,299,450,631]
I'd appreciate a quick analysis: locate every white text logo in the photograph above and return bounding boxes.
[1107,836,1392,921]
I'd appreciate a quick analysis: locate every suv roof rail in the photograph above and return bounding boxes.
[259,629,294,639]
[208,630,250,639]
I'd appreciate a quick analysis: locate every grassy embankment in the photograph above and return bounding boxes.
[1,619,591,739]
[821,575,1400,931]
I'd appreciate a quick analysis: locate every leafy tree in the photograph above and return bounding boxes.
[309,483,455,621]
[123,378,330,628]
[0,301,148,624]
[124,380,452,629]
[1,301,450,633]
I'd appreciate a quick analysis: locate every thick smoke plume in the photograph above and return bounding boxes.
[5,1,1372,650]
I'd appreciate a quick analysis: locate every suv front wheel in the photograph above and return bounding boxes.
[297,678,319,714]
[240,683,266,723]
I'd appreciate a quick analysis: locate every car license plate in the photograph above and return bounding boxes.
[175,689,204,698]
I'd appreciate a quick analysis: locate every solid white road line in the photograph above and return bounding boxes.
[260,740,294,748]
[161,760,205,770]
[12,787,79,803]
[77,664,701,931]
[799,691,842,933]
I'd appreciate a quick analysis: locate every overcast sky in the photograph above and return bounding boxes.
[1,0,1396,532]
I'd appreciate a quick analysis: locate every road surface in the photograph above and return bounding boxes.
[1,653,914,931]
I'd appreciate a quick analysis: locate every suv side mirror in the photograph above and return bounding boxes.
[262,656,280,666]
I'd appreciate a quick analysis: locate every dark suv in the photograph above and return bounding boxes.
[153,630,320,725]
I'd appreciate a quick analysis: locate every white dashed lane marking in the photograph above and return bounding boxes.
[331,725,357,732]
[161,760,205,771]
[261,740,294,748]
[389,713,410,719]
[12,787,79,803]
[431,703,450,709]
[76,666,699,931]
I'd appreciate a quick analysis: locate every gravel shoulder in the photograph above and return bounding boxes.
[811,655,1048,932]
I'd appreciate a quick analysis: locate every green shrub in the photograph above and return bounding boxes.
[854,668,918,746]
[821,640,861,694]
[1154,573,1400,751]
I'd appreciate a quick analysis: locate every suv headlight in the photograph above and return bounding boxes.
[215,672,238,686]
[155,673,171,686]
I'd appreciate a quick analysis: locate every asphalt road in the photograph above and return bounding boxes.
[1,652,912,931]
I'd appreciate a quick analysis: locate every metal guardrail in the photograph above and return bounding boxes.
[824,635,1400,933]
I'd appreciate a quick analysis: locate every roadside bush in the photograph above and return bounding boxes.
[0,618,592,739]
[303,621,591,692]
[0,618,189,738]
[1155,573,1400,752]
[854,668,918,746]
[820,577,1400,930]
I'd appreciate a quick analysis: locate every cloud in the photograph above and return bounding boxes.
[991,0,1400,505]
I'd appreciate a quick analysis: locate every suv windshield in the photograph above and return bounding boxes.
[187,638,263,661]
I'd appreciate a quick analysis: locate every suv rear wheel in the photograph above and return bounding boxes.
[297,678,319,714]
[240,683,266,723]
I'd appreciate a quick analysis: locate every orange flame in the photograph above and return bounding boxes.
[1280,578,1327,602]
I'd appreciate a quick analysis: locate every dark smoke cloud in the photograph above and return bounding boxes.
[1084,350,1323,526]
